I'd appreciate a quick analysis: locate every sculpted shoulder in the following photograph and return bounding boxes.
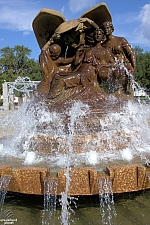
[111,36,129,45]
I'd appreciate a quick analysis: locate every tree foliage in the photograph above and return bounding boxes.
[0,45,42,94]
[134,46,150,93]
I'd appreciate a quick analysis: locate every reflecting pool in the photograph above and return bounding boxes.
[1,190,150,225]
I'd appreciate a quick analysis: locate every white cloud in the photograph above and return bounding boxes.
[61,6,65,14]
[0,0,40,31]
[23,31,30,36]
[138,3,150,40]
[69,0,97,14]
[132,31,150,49]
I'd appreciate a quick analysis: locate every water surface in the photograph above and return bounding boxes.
[1,190,150,225]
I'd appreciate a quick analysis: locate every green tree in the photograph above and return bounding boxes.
[134,46,144,55]
[0,45,42,94]
[134,46,150,93]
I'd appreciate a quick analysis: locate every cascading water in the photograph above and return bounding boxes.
[59,101,89,225]
[0,175,12,218]
[42,178,58,225]
[98,178,117,225]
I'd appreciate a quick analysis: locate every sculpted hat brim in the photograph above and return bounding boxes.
[32,8,66,49]
[81,2,112,28]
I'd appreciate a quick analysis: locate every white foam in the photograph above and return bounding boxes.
[121,148,133,161]
[85,151,98,165]
[24,151,36,165]
[0,144,3,151]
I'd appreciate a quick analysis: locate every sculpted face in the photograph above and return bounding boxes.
[103,21,114,36]
[49,44,61,60]
[94,29,103,42]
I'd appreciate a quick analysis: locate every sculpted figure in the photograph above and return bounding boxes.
[101,21,136,93]
[102,21,136,72]
[37,44,74,97]
[46,45,98,101]
[91,28,115,81]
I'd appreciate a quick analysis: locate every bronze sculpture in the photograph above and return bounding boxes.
[32,2,136,107]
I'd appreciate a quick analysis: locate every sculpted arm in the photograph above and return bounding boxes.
[74,46,85,66]
[55,56,74,66]
[121,38,136,71]
[39,48,57,79]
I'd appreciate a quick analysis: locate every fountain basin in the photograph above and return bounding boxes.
[1,164,150,195]
[1,99,150,196]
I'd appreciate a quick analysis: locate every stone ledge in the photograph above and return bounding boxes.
[0,164,150,195]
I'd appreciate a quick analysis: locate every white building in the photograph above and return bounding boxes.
[134,88,147,97]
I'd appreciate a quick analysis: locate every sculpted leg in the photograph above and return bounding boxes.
[47,73,81,100]
[47,79,65,99]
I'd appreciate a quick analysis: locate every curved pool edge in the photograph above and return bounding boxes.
[0,164,150,195]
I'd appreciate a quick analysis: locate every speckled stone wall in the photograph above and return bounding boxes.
[0,164,150,195]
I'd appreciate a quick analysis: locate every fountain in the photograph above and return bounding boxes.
[1,1,150,224]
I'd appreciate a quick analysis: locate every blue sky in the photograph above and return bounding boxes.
[0,0,150,60]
